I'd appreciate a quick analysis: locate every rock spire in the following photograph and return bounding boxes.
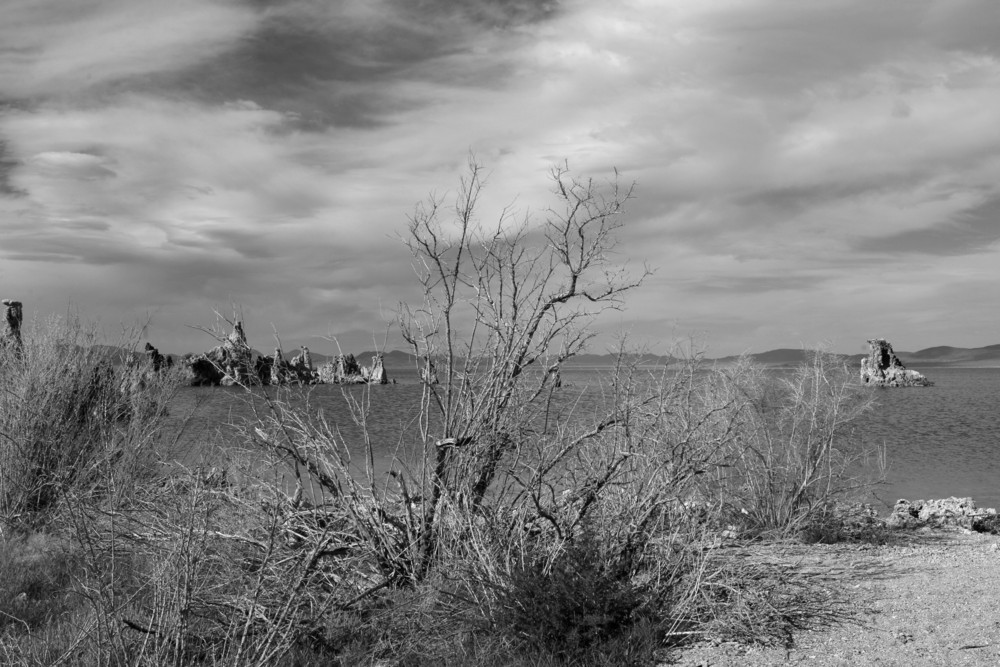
[1,299,23,353]
[860,338,932,387]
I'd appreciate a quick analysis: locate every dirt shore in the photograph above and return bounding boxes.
[669,529,1000,666]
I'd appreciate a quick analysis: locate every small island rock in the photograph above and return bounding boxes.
[860,338,932,387]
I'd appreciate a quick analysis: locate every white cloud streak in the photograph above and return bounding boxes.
[0,0,258,98]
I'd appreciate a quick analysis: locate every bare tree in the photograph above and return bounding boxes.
[398,156,648,573]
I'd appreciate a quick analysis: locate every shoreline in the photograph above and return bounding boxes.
[672,529,1000,666]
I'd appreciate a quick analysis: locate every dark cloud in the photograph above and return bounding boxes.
[853,195,1000,256]
[735,179,911,219]
[0,140,26,196]
[1,232,154,265]
[198,228,281,260]
[120,0,560,130]
[923,0,1000,57]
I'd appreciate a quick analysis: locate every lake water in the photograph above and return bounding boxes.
[862,367,1000,510]
[164,366,1000,513]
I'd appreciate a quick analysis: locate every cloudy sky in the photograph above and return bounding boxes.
[2,0,999,357]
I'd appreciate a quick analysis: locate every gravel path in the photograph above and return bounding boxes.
[669,530,1000,666]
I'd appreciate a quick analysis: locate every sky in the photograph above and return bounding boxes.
[2,0,1000,358]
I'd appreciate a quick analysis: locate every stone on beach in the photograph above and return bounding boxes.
[887,497,1000,533]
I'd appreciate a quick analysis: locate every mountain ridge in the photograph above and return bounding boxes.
[130,343,1000,369]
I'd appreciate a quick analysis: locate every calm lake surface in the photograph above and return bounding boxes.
[862,367,1000,510]
[165,366,1000,512]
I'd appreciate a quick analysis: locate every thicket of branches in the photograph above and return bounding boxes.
[0,160,881,666]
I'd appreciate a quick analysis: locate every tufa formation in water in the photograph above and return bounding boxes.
[1,299,23,354]
[860,338,932,387]
[179,320,390,387]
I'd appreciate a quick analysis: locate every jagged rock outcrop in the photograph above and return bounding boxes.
[316,353,386,384]
[179,327,391,387]
[143,342,170,372]
[329,353,364,384]
[182,353,224,386]
[1,299,23,354]
[287,346,317,384]
[361,354,388,385]
[121,342,172,392]
[218,321,253,386]
[860,338,932,387]
[181,320,256,386]
[255,354,273,385]
[267,347,285,385]
[887,497,1000,533]
[316,360,337,384]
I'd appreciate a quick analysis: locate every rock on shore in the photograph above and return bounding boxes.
[887,497,1000,533]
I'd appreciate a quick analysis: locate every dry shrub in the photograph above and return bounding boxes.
[54,449,367,666]
[699,352,881,540]
[695,556,857,648]
[0,314,180,531]
[0,533,78,635]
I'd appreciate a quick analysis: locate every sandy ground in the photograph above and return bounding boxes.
[668,530,1000,667]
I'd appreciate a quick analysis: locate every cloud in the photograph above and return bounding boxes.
[0,0,259,99]
[0,141,25,195]
[3,0,1000,355]
[854,195,1000,256]
[118,0,559,130]
[680,274,831,295]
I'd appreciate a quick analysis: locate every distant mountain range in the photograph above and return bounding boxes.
[274,345,1000,369]
[111,343,1000,369]
[694,345,1000,368]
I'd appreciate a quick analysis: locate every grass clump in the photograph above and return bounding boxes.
[482,528,670,658]
[0,533,79,635]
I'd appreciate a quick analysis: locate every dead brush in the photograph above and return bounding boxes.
[0,313,182,532]
[701,352,881,540]
[48,448,367,666]
[693,552,860,648]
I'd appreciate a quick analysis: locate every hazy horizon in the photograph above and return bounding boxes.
[3,1,999,358]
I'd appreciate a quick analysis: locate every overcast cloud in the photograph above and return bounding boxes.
[2,0,999,356]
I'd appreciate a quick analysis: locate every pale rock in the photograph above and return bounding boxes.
[886,497,999,532]
[860,338,932,387]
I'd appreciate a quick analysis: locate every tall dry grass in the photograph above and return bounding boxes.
[0,314,180,532]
